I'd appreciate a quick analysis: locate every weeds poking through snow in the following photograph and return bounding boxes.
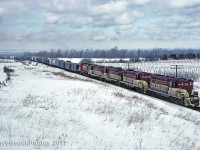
[127,112,150,125]
[22,93,37,107]
[114,92,126,98]
[174,112,200,125]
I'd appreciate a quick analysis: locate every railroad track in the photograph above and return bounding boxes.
[188,107,200,112]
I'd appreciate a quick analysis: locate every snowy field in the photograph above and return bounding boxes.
[100,59,200,81]
[0,60,200,149]
[0,71,6,82]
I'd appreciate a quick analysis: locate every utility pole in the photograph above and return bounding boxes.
[128,61,129,70]
[170,65,183,77]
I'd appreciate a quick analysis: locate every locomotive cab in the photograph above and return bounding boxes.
[138,73,151,86]
[170,79,193,96]
[168,78,199,106]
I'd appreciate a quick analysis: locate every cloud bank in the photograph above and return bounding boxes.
[0,0,200,50]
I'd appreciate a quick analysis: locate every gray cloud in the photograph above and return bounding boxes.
[0,0,200,49]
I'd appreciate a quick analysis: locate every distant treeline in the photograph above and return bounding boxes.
[23,48,200,61]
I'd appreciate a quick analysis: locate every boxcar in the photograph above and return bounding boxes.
[65,61,71,70]
[51,59,60,67]
[36,57,42,63]
[71,63,79,72]
[59,60,65,69]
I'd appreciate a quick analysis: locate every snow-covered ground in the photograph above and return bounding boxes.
[0,71,6,82]
[0,60,200,150]
[100,59,200,81]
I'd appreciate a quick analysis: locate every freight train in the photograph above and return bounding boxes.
[13,56,200,107]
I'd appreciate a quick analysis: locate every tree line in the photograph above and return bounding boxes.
[23,47,200,61]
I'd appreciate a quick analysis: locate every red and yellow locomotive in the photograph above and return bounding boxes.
[80,63,199,107]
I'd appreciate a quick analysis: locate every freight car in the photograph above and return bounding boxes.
[65,61,71,71]
[51,58,60,67]
[59,60,65,69]
[31,57,36,61]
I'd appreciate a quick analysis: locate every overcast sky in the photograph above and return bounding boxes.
[0,0,200,50]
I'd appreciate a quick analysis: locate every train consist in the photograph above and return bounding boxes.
[15,57,200,107]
